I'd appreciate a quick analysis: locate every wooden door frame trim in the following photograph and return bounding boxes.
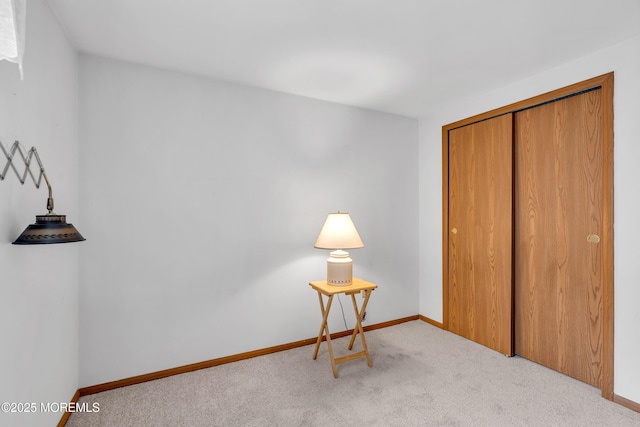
[441,72,614,400]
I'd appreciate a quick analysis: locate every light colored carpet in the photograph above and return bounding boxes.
[67,321,640,426]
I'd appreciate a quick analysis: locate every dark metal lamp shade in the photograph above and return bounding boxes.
[2,140,86,245]
[13,214,85,245]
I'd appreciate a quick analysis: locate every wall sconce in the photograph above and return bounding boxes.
[314,212,364,286]
[1,140,85,244]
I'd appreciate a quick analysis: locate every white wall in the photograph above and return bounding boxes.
[78,56,419,387]
[419,35,640,403]
[0,1,79,426]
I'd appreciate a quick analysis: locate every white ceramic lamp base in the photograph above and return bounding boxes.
[326,250,353,286]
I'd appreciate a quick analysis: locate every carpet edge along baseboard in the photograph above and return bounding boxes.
[78,314,423,396]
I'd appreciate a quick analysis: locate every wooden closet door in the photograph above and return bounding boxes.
[514,90,603,387]
[448,113,513,356]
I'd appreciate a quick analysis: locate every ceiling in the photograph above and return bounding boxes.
[45,0,640,118]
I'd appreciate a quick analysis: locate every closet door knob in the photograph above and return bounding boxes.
[451,227,458,234]
[587,234,600,244]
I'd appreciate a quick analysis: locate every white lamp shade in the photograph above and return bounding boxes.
[314,212,364,250]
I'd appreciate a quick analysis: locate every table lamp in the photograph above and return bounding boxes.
[314,212,364,286]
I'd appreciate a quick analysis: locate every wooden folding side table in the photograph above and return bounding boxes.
[309,277,377,378]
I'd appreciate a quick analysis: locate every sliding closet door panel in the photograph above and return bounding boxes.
[514,90,602,387]
[448,113,513,355]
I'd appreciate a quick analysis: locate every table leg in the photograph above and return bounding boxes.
[313,292,331,359]
[348,289,370,349]
[312,293,339,378]
[348,289,373,367]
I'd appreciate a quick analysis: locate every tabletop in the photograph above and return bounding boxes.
[309,277,377,296]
